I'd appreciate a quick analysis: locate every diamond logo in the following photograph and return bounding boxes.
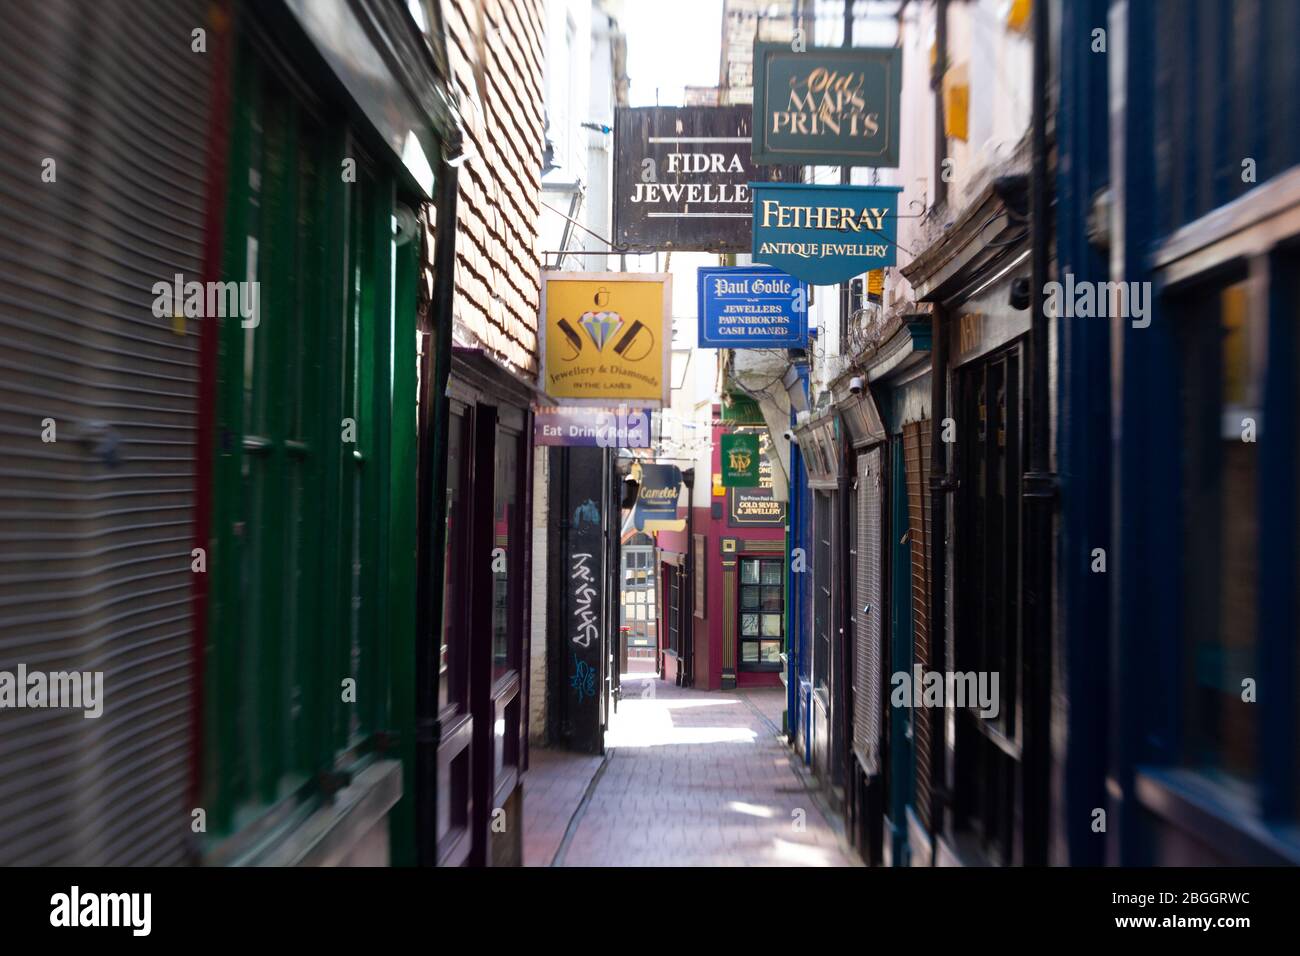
[579,310,623,351]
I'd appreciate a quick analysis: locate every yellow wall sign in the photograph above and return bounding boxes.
[540,272,672,407]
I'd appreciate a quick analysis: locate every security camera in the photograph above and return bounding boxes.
[849,376,864,395]
[992,173,1029,219]
[782,430,795,442]
[1009,276,1031,310]
[393,204,418,247]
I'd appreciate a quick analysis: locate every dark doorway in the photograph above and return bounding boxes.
[433,359,532,867]
[952,340,1037,865]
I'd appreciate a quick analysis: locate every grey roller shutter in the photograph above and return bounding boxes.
[0,0,212,864]
[852,447,882,775]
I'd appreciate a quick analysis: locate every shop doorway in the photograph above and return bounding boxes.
[433,372,531,867]
[620,533,658,676]
[952,340,1040,865]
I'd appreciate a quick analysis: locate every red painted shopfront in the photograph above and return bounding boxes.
[657,418,787,691]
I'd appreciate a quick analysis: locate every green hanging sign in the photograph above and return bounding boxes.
[721,432,761,487]
[751,43,902,168]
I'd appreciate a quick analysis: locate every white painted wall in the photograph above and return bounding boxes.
[539,0,595,266]
[798,0,1033,392]
[530,0,625,744]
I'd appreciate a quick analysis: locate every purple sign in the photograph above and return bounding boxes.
[534,406,652,448]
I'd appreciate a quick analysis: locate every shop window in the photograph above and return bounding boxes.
[739,557,785,670]
[492,426,524,682]
[439,405,471,714]
[206,45,401,839]
[814,492,833,692]
[665,562,681,654]
[952,342,1024,865]
[1178,275,1259,786]
[1145,203,1300,844]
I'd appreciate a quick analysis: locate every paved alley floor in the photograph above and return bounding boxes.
[530,674,857,867]
[521,747,605,867]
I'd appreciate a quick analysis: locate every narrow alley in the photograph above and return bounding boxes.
[1,0,1296,913]
[523,671,854,867]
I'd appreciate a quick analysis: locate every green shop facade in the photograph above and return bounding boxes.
[195,0,463,866]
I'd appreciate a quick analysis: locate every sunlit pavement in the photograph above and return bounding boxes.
[547,676,857,867]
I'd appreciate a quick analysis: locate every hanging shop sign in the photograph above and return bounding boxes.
[720,432,761,487]
[751,43,902,167]
[727,427,786,527]
[730,490,787,526]
[612,106,799,253]
[541,272,672,408]
[631,462,684,533]
[533,406,652,447]
[697,265,808,348]
[750,182,903,286]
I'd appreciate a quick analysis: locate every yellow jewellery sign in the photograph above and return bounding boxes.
[541,272,672,407]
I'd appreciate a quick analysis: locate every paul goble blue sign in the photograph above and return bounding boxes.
[750,182,903,286]
[697,266,808,348]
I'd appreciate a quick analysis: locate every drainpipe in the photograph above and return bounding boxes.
[933,0,949,209]
[416,157,460,868]
[682,467,695,687]
[1023,0,1058,865]
[839,0,855,349]
[928,304,952,862]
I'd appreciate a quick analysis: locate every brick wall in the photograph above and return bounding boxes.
[528,446,548,743]
[441,0,546,378]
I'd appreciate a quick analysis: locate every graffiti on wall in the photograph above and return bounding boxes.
[571,552,598,649]
[570,655,597,703]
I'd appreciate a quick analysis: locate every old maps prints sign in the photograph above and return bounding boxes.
[613,106,799,253]
[751,44,902,167]
[541,273,671,407]
[697,265,808,348]
[750,182,902,286]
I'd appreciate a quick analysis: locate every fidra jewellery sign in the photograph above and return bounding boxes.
[613,106,798,253]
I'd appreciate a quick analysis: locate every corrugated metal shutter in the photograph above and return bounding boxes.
[903,421,933,828]
[0,0,211,864]
[852,447,882,775]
